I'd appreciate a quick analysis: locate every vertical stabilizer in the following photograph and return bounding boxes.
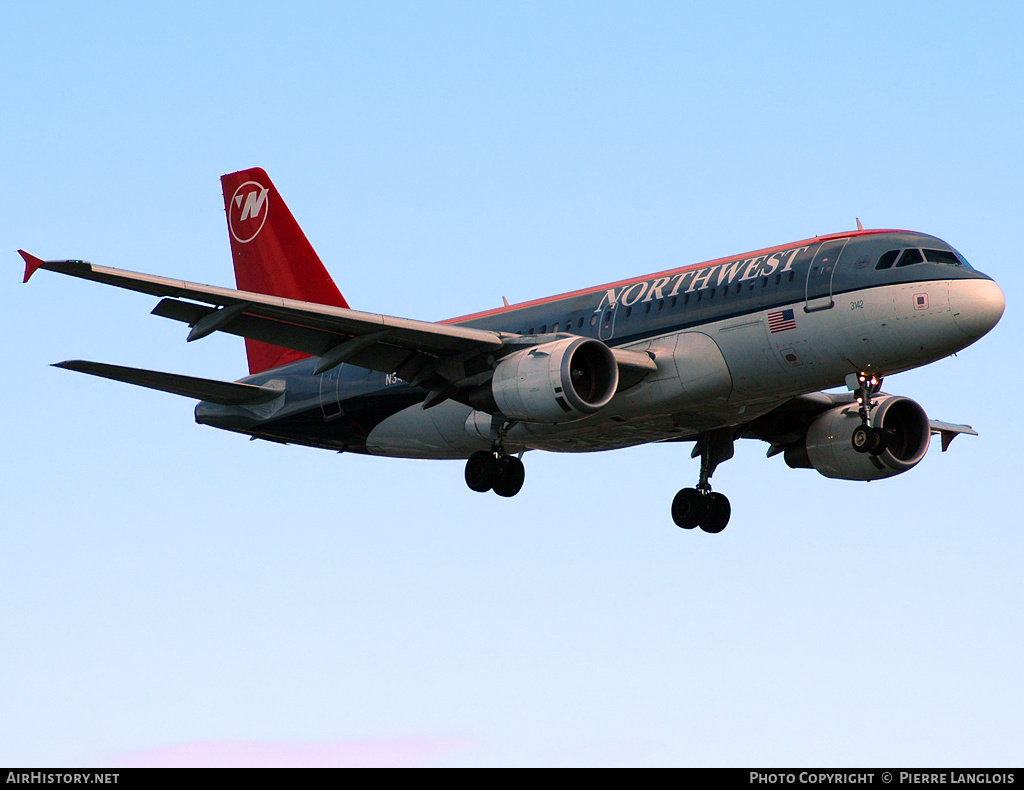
[220,167,349,374]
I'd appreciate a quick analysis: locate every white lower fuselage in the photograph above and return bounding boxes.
[363,276,1002,458]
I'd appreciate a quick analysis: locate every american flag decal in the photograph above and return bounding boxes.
[768,308,797,333]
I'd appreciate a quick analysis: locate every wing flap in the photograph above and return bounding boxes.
[152,299,340,357]
[53,361,284,405]
[151,298,441,378]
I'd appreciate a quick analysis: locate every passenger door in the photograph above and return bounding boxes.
[804,238,848,312]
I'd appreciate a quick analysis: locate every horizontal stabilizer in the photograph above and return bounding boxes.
[53,361,284,405]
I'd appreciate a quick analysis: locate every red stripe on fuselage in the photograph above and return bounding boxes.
[443,229,903,325]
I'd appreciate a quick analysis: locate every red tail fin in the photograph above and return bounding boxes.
[221,167,349,375]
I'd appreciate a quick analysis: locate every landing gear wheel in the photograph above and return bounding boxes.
[699,492,731,534]
[465,451,499,492]
[851,425,887,455]
[672,430,736,533]
[671,488,706,529]
[492,456,526,498]
[851,424,871,453]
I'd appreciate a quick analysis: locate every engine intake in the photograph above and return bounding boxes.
[481,337,618,423]
[785,395,931,481]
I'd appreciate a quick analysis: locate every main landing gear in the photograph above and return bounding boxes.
[465,450,525,497]
[671,429,734,534]
[847,372,887,456]
[464,417,525,498]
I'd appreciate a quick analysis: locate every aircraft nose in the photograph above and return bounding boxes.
[950,277,1005,340]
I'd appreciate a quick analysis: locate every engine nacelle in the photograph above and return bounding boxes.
[484,337,618,423]
[785,395,931,481]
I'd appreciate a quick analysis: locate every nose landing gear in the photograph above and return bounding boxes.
[848,372,887,455]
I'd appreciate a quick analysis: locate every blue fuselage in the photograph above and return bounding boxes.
[194,229,1003,458]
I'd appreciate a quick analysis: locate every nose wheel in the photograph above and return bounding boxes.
[851,423,887,455]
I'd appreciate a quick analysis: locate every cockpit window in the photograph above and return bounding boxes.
[949,247,974,269]
[923,248,962,266]
[877,246,971,271]
[875,250,899,270]
[896,248,924,267]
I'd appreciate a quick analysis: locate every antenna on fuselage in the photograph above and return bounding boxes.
[856,218,865,231]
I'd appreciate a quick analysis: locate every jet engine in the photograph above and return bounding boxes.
[475,337,619,423]
[784,395,931,481]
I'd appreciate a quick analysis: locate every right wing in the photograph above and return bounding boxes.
[743,391,978,454]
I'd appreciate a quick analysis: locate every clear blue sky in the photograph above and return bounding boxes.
[3,0,1021,767]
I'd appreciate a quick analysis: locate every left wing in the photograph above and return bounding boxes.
[22,253,505,393]
[21,253,655,400]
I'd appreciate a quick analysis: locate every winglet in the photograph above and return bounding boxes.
[18,250,47,283]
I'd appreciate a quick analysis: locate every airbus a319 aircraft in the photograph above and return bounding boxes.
[21,168,1005,533]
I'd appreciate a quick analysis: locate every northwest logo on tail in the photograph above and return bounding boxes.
[228,181,269,243]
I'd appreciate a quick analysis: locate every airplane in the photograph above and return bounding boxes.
[20,167,1005,533]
